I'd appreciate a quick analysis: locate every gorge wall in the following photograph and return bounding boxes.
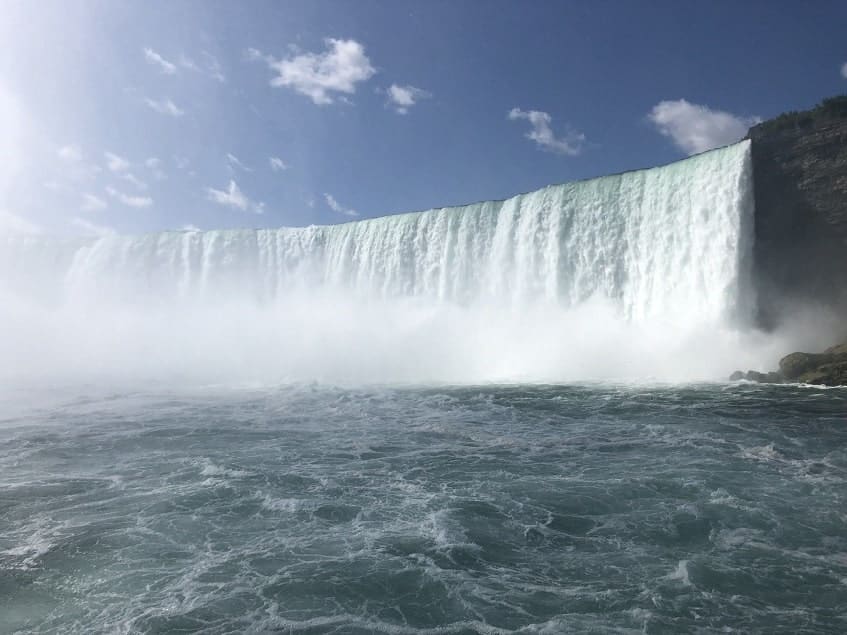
[747,95,847,330]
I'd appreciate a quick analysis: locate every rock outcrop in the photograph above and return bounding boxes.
[731,342,847,386]
[746,96,847,330]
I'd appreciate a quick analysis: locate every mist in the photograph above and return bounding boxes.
[0,290,810,387]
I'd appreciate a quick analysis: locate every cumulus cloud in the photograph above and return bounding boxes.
[508,108,585,156]
[249,39,376,105]
[269,156,287,172]
[842,62,847,79]
[81,193,107,212]
[106,186,152,208]
[182,223,201,232]
[144,48,177,74]
[324,192,358,217]
[386,84,430,114]
[71,216,115,237]
[104,151,130,172]
[0,210,41,235]
[145,97,184,117]
[648,99,760,155]
[206,180,264,213]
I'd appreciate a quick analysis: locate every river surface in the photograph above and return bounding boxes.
[1,382,846,633]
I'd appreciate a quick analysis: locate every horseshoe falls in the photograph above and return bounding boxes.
[4,141,847,635]
[0,141,769,385]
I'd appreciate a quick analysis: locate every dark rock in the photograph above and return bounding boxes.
[779,352,829,379]
[794,360,847,386]
[746,95,847,329]
[735,342,847,386]
[776,341,847,385]
[729,369,783,383]
[824,342,847,356]
[745,370,767,382]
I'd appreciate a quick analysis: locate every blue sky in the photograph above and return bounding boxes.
[1,0,845,236]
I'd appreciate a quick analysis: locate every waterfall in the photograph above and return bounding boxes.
[0,141,758,383]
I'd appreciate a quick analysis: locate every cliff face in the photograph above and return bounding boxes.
[746,96,847,329]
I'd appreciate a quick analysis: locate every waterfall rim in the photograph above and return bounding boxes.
[8,139,752,242]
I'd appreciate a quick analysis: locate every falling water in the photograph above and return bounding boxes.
[0,141,763,384]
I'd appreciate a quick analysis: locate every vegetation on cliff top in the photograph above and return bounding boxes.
[749,94,847,135]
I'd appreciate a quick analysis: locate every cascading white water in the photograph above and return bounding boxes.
[1,141,766,384]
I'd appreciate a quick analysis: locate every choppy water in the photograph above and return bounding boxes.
[2,382,846,634]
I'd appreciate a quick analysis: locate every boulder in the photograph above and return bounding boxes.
[777,341,847,385]
[779,352,829,380]
[743,370,783,383]
[794,360,847,386]
[729,369,783,383]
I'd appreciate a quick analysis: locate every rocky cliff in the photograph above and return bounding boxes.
[746,96,847,330]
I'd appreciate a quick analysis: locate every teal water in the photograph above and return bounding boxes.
[1,382,845,633]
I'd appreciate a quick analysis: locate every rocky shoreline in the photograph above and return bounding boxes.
[731,342,847,386]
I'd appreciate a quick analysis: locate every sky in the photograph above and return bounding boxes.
[1,0,846,237]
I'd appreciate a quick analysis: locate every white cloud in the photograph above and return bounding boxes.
[81,193,107,212]
[246,48,268,63]
[145,97,184,117]
[324,192,358,217]
[203,52,226,83]
[57,145,83,162]
[269,156,287,172]
[120,172,148,189]
[508,108,584,156]
[179,52,226,82]
[182,223,201,232]
[386,84,430,114]
[144,48,177,74]
[226,153,252,172]
[179,54,199,72]
[105,151,130,172]
[648,99,760,155]
[206,180,263,213]
[71,216,115,237]
[250,39,376,105]
[106,186,152,208]
[842,62,847,79]
[0,210,41,235]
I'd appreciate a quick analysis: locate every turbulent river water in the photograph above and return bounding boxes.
[2,382,846,634]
